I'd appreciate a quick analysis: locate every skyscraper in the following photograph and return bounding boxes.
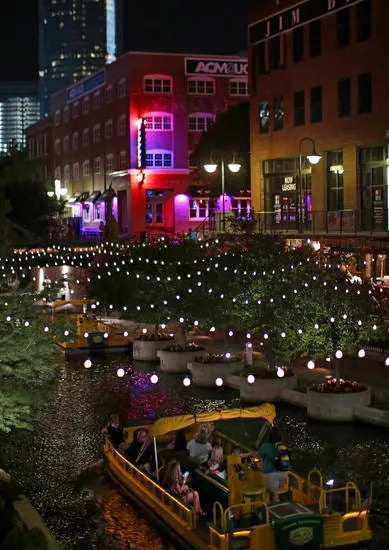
[0,82,40,154]
[39,0,123,117]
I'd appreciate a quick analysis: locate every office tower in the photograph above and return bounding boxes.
[39,0,123,117]
[0,82,40,154]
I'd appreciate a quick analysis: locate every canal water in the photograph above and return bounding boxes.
[1,355,389,549]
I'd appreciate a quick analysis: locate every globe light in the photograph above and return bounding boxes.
[307,360,315,370]
[247,374,255,384]
[330,317,335,323]
[24,321,30,327]
[281,332,286,338]
[150,374,159,384]
[123,331,129,337]
[104,332,109,339]
[64,330,69,336]
[264,333,269,339]
[246,333,251,339]
[215,377,224,387]
[161,323,166,329]
[326,357,331,362]
[385,357,389,367]
[373,324,377,330]
[179,317,184,323]
[210,326,216,332]
[326,479,335,487]
[44,326,49,332]
[183,377,191,387]
[335,350,343,359]
[117,368,125,378]
[84,359,92,369]
[358,320,362,326]
[142,328,148,334]
[204,163,218,173]
[228,330,234,337]
[6,316,11,322]
[225,352,231,359]
[277,367,285,378]
[194,320,199,326]
[358,349,366,358]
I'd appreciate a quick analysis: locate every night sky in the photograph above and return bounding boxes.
[0,0,260,82]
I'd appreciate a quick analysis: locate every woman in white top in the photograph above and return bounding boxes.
[187,429,212,465]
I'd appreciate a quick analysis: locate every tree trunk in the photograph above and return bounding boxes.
[154,323,159,337]
[177,325,187,347]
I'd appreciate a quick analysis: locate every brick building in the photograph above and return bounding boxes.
[249,0,389,279]
[27,51,249,240]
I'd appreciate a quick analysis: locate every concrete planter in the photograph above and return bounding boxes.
[157,348,207,373]
[188,359,243,388]
[133,338,173,361]
[307,387,371,422]
[240,375,298,403]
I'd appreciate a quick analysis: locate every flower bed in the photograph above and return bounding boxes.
[307,380,371,422]
[193,353,241,364]
[162,343,205,353]
[188,354,243,387]
[135,333,174,342]
[311,379,367,393]
[244,365,295,379]
[158,343,207,373]
[133,333,174,361]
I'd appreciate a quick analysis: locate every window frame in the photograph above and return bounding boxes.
[82,128,90,147]
[338,78,351,117]
[187,77,215,95]
[117,114,127,136]
[144,112,173,131]
[117,78,126,98]
[105,119,113,138]
[188,113,215,132]
[93,124,101,144]
[189,198,210,220]
[94,156,101,174]
[82,97,90,114]
[82,160,90,177]
[228,78,248,96]
[145,149,173,169]
[72,132,79,151]
[73,162,79,179]
[143,74,172,94]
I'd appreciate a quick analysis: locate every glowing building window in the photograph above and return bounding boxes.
[83,204,90,222]
[106,154,114,172]
[72,132,79,150]
[63,164,70,183]
[54,109,61,126]
[83,160,90,177]
[187,78,215,95]
[94,156,101,174]
[232,198,251,219]
[117,115,127,136]
[145,190,165,224]
[83,128,90,147]
[144,75,172,93]
[54,166,61,180]
[105,119,113,138]
[63,135,69,153]
[117,79,126,98]
[73,162,79,179]
[144,113,173,131]
[119,151,128,170]
[229,78,248,96]
[54,138,61,154]
[105,85,113,102]
[94,202,102,220]
[82,97,90,114]
[92,91,101,109]
[189,199,209,219]
[72,101,79,118]
[145,150,173,168]
[188,113,215,132]
[93,124,101,143]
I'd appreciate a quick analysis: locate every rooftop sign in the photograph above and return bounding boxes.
[66,71,105,103]
[249,0,364,44]
[185,57,248,77]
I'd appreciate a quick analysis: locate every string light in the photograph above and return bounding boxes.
[215,377,223,387]
[247,374,255,384]
[117,368,125,378]
[183,377,191,387]
[84,359,92,369]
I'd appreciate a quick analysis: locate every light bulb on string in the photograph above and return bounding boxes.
[84,359,92,369]
[247,374,255,384]
[307,360,315,370]
[117,368,125,378]
[335,350,343,359]
[277,367,285,378]
[150,374,159,384]
[215,377,223,387]
[358,349,366,358]
[183,377,191,387]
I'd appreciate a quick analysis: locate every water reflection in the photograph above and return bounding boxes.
[0,355,388,549]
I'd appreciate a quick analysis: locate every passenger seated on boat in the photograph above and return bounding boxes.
[125,429,155,470]
[257,427,289,503]
[187,429,212,466]
[162,459,206,516]
[166,430,188,455]
[200,421,215,440]
[206,442,227,480]
[102,414,125,450]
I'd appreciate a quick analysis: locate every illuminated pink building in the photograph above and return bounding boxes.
[27,51,249,240]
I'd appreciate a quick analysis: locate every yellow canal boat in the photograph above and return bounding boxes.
[103,404,372,550]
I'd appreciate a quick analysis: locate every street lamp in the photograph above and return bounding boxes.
[204,158,241,232]
[47,179,68,201]
[298,138,322,233]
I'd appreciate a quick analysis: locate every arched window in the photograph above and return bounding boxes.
[143,74,172,94]
[145,149,173,168]
[144,112,173,131]
[188,112,215,132]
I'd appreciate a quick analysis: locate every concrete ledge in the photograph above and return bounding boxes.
[354,406,389,428]
[240,375,298,403]
[133,338,173,361]
[158,349,207,373]
[280,388,308,408]
[188,360,243,387]
[13,496,62,550]
[307,388,371,422]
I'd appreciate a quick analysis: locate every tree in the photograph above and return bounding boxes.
[190,102,250,195]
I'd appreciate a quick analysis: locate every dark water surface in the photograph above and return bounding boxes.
[1,355,389,549]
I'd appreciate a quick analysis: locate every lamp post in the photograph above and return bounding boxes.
[298,138,321,233]
[204,158,241,232]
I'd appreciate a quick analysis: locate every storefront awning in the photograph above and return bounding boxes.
[98,188,117,202]
[78,192,90,204]
[68,194,81,205]
[85,191,101,204]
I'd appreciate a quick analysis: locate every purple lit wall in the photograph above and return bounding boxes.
[112,196,118,220]
[216,194,232,213]
[174,193,190,234]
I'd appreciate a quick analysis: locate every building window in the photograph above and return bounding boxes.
[327,151,344,211]
[358,73,372,113]
[105,119,113,138]
[273,97,284,131]
[83,160,90,177]
[54,138,61,154]
[294,91,305,126]
[73,162,79,179]
[94,203,102,220]
[83,204,90,222]
[145,150,173,168]
[232,198,251,219]
[63,106,70,122]
[145,190,165,224]
[187,78,215,95]
[310,86,322,123]
[82,97,90,114]
[82,128,90,147]
[93,124,101,143]
[54,109,61,126]
[105,85,113,103]
[72,132,79,151]
[188,113,215,132]
[360,145,388,231]
[229,79,248,96]
[309,20,321,57]
[270,36,282,69]
[117,115,127,136]
[63,135,69,153]
[92,91,101,109]
[63,164,70,183]
[106,154,114,172]
[54,166,61,180]
[337,9,350,48]
[293,27,304,62]
[189,199,209,219]
[117,78,126,98]
[259,100,269,133]
[119,151,127,170]
[94,157,101,174]
[72,101,79,118]
[338,78,351,117]
[256,42,266,74]
[144,113,173,131]
[357,0,371,42]
[144,75,172,93]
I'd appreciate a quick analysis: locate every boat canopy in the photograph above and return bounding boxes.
[51,299,94,309]
[146,404,275,438]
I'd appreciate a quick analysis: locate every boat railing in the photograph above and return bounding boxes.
[105,440,196,529]
[319,481,362,514]
[218,501,270,532]
[213,430,253,455]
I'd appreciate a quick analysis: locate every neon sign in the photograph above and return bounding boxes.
[137,118,146,169]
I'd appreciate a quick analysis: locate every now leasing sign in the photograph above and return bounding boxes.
[185,58,248,77]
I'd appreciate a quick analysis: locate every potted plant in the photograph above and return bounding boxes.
[188,352,244,387]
